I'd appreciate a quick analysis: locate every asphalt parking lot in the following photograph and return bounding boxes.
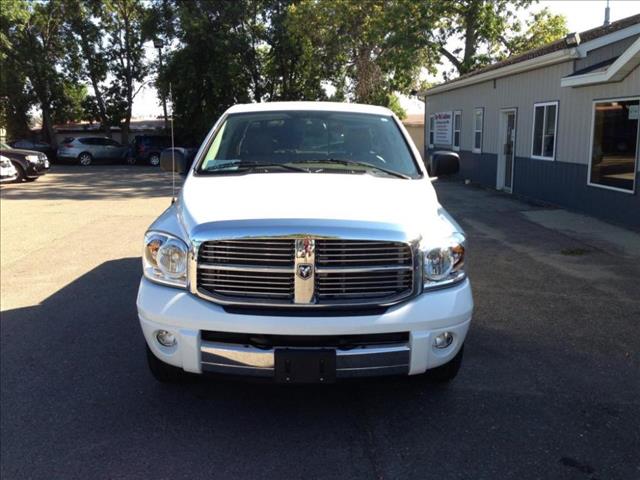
[1,166,639,480]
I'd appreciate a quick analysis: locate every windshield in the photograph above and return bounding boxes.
[197,111,422,178]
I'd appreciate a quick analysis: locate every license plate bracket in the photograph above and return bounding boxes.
[274,349,336,384]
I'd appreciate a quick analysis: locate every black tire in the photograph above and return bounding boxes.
[148,153,160,167]
[146,345,189,383]
[24,176,37,182]
[426,345,464,383]
[78,152,93,166]
[13,163,25,182]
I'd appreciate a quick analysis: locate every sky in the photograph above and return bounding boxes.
[132,0,640,118]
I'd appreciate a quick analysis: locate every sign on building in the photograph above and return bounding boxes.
[434,111,452,145]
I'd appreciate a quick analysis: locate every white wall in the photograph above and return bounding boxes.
[425,50,640,165]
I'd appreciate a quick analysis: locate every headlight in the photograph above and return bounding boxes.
[143,231,189,288]
[25,155,39,163]
[422,233,466,289]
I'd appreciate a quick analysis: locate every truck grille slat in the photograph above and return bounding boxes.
[196,238,414,306]
[202,283,293,292]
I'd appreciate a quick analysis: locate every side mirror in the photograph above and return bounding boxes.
[431,151,460,176]
[160,148,188,174]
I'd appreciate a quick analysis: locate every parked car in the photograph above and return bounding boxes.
[0,142,49,182]
[57,137,129,166]
[0,154,18,183]
[127,135,172,166]
[160,146,199,171]
[9,139,56,161]
[138,102,472,385]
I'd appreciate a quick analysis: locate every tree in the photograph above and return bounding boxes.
[288,0,440,112]
[152,0,259,142]
[436,0,534,78]
[502,8,568,57]
[0,68,33,139]
[261,0,326,101]
[51,82,88,124]
[63,0,112,135]
[436,1,568,78]
[0,0,69,145]
[103,0,148,144]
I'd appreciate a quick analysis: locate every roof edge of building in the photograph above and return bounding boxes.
[421,49,576,96]
[420,14,640,97]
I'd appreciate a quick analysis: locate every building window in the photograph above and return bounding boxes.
[589,98,639,193]
[473,108,483,153]
[453,111,461,151]
[428,115,435,148]
[531,101,558,160]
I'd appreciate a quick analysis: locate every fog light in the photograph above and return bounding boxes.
[156,330,177,347]
[433,332,453,349]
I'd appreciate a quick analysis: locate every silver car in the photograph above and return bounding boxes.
[57,137,129,166]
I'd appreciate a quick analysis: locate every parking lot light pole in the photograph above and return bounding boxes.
[154,38,169,132]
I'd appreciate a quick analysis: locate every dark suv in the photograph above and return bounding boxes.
[127,135,171,166]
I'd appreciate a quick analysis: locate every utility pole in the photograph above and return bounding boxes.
[604,0,610,26]
[154,38,169,132]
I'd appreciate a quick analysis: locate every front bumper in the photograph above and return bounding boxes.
[24,162,46,178]
[0,174,17,183]
[137,277,473,379]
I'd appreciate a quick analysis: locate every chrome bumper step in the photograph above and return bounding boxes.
[201,340,410,379]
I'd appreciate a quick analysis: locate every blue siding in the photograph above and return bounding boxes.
[428,149,498,187]
[426,149,639,229]
[513,157,640,229]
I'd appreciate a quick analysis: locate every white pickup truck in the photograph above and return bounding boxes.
[137,102,473,384]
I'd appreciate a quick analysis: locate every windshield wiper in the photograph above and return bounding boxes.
[291,158,412,179]
[201,161,309,174]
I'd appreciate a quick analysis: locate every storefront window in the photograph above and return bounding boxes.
[532,102,558,160]
[453,111,461,150]
[473,108,483,153]
[589,98,639,192]
[428,115,435,147]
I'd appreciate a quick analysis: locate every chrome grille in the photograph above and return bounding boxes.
[316,270,413,300]
[315,240,411,267]
[198,239,295,300]
[198,268,294,299]
[195,238,414,306]
[199,239,294,266]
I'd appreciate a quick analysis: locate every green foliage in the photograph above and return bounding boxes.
[62,0,112,131]
[102,0,148,142]
[288,0,438,106]
[436,1,569,78]
[436,0,534,77]
[51,82,88,124]
[503,8,569,57]
[386,94,406,119]
[0,0,69,143]
[0,0,573,144]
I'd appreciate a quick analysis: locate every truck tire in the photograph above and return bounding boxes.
[426,345,464,383]
[146,345,190,383]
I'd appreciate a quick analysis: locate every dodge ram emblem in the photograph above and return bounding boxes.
[297,263,313,280]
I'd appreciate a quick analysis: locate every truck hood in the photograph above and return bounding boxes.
[177,173,458,241]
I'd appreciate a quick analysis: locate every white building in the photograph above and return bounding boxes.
[421,14,640,228]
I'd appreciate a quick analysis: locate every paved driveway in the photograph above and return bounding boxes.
[1,167,639,479]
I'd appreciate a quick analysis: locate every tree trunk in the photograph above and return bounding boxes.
[41,104,57,147]
[460,2,481,74]
[88,73,111,137]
